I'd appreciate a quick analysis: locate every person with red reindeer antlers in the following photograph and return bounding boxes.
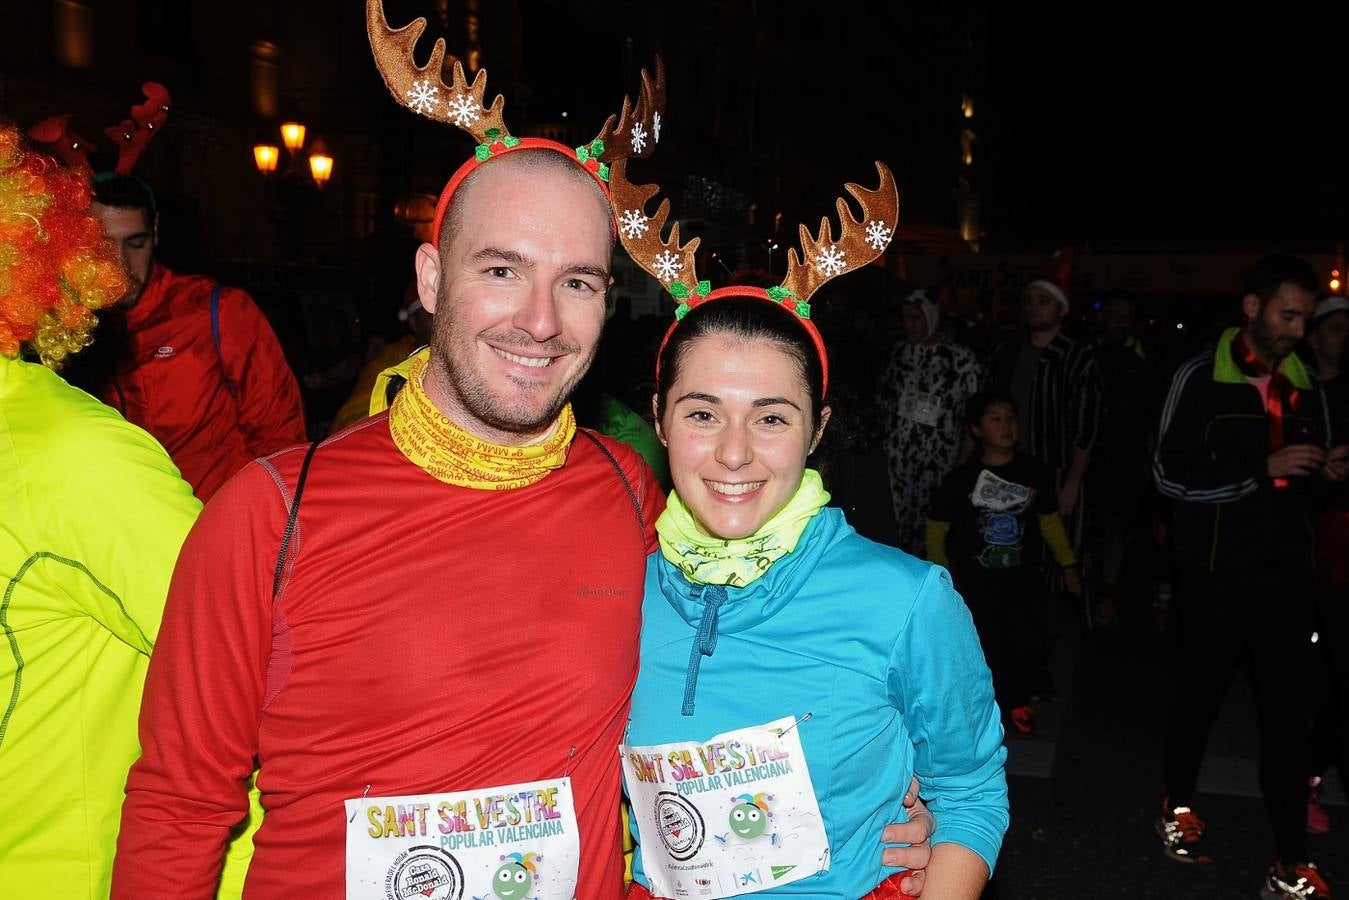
[29,83,306,502]
[610,152,1007,899]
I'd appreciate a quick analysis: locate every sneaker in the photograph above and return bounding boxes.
[1260,860,1331,899]
[1307,777,1330,835]
[1156,800,1212,863]
[1009,705,1035,735]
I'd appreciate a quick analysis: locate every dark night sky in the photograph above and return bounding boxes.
[505,2,1349,249]
[982,8,1349,248]
[15,1,1341,252]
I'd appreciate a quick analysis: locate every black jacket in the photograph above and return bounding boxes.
[1153,329,1331,573]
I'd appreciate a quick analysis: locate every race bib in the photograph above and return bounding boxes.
[345,778,580,900]
[620,717,829,897]
[896,389,941,428]
[970,468,1034,514]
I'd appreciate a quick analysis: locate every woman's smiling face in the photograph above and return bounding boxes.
[657,334,829,539]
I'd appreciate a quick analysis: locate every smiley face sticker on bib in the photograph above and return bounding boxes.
[621,717,830,897]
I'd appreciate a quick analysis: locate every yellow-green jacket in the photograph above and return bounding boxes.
[0,354,256,897]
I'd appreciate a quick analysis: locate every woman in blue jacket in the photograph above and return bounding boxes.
[612,156,1006,899]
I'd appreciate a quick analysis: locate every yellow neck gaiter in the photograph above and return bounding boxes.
[656,469,831,587]
[388,352,576,491]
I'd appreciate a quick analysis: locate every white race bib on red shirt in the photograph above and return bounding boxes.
[345,777,580,900]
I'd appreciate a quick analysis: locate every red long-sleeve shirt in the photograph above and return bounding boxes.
[113,414,659,898]
[107,263,306,500]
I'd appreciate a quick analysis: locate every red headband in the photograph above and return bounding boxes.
[655,285,831,397]
[429,138,616,248]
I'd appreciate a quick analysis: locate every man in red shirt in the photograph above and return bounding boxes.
[87,174,306,500]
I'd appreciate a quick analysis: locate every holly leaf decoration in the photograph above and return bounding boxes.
[696,280,711,297]
[668,282,691,300]
[674,302,692,320]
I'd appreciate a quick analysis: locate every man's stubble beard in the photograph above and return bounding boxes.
[428,295,598,438]
[1249,312,1293,363]
[114,272,148,310]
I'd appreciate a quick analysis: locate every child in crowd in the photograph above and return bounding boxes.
[927,391,1081,735]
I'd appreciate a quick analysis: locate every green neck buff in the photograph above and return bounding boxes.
[656,469,831,587]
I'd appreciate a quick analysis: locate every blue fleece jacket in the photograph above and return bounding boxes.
[627,507,1008,897]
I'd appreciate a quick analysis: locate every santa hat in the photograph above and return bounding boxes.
[1025,248,1074,312]
[904,288,940,338]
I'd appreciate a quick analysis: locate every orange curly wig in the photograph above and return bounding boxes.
[0,123,127,368]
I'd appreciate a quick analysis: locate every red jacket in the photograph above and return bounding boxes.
[107,263,306,500]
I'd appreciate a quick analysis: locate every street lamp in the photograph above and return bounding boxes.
[252,144,280,175]
[280,120,306,153]
[251,116,335,259]
[253,119,332,188]
[308,139,333,189]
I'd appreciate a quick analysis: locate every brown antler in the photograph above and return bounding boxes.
[366,0,509,144]
[779,161,899,304]
[609,157,702,302]
[595,58,665,165]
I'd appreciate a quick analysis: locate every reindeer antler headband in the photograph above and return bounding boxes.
[609,158,899,396]
[27,83,172,179]
[366,0,663,246]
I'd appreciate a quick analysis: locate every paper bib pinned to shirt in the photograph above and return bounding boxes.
[345,777,579,900]
[896,389,942,428]
[621,716,829,897]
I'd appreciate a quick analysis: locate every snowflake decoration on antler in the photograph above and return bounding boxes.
[630,121,648,155]
[653,112,662,144]
[654,250,684,283]
[865,220,894,251]
[619,209,649,240]
[405,79,440,115]
[815,245,847,277]
[446,94,482,128]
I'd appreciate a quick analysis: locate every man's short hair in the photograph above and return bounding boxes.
[437,150,613,251]
[92,173,156,216]
[1241,254,1318,307]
